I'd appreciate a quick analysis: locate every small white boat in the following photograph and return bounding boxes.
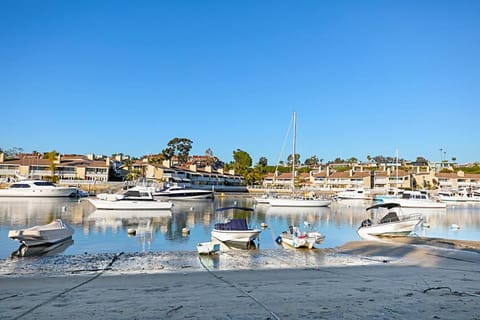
[0,180,79,197]
[211,206,261,244]
[197,242,220,255]
[8,219,75,247]
[357,203,423,239]
[276,226,318,249]
[87,189,173,210]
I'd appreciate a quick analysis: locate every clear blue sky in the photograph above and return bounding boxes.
[1,0,479,165]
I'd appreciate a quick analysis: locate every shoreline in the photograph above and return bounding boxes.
[1,237,479,277]
[1,238,479,319]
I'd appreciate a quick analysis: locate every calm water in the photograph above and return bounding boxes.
[0,196,479,259]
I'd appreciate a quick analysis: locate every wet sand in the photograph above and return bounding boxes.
[1,238,479,319]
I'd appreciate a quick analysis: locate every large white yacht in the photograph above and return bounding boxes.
[382,190,446,209]
[0,180,79,197]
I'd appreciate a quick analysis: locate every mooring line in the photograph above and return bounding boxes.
[13,252,124,320]
[198,255,281,320]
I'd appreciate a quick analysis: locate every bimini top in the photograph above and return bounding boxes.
[366,203,402,211]
[215,206,254,212]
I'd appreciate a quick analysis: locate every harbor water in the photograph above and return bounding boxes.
[0,195,479,259]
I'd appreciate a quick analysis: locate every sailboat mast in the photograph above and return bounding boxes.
[292,112,296,191]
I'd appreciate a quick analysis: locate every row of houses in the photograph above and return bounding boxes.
[1,152,479,191]
[0,153,246,191]
[263,164,480,191]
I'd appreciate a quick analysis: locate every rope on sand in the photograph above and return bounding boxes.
[12,252,124,320]
[198,256,281,320]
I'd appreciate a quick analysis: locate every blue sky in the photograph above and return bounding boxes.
[1,0,479,165]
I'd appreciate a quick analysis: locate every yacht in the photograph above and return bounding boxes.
[437,189,480,204]
[153,185,213,200]
[0,180,79,197]
[335,188,371,200]
[382,190,446,209]
[86,189,173,210]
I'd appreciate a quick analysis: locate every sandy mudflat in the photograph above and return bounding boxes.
[1,238,479,320]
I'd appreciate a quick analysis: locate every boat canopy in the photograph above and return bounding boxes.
[379,212,400,223]
[214,219,249,231]
[366,203,402,211]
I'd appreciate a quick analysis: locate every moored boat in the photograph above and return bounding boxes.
[357,203,423,239]
[276,225,319,249]
[211,206,261,245]
[86,189,173,210]
[8,219,75,247]
[197,241,221,255]
[382,190,446,209]
[0,180,79,197]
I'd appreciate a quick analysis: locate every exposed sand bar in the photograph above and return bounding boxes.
[1,239,479,319]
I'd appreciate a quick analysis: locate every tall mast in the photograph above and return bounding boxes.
[292,112,296,191]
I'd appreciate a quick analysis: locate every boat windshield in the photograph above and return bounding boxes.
[33,181,56,187]
[10,183,31,188]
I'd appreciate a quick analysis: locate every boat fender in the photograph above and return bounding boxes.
[275,236,282,244]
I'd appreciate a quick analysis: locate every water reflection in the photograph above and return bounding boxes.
[0,197,479,259]
[11,239,74,258]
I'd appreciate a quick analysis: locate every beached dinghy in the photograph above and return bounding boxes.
[197,241,220,255]
[276,225,318,249]
[8,219,74,247]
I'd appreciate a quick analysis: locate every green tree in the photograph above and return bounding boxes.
[44,150,59,182]
[304,155,319,166]
[162,138,193,165]
[258,157,268,167]
[232,149,252,176]
[287,153,300,166]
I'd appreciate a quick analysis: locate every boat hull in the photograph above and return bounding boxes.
[211,229,261,243]
[268,198,331,207]
[278,233,316,249]
[357,218,421,238]
[87,198,173,210]
[0,188,78,197]
[154,190,213,200]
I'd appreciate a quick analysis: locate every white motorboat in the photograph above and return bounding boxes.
[211,206,261,244]
[87,189,173,210]
[437,189,480,204]
[196,241,221,255]
[276,225,319,249]
[357,203,423,239]
[153,185,213,200]
[336,188,371,200]
[0,180,79,197]
[8,219,75,247]
[268,196,331,207]
[382,190,446,209]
